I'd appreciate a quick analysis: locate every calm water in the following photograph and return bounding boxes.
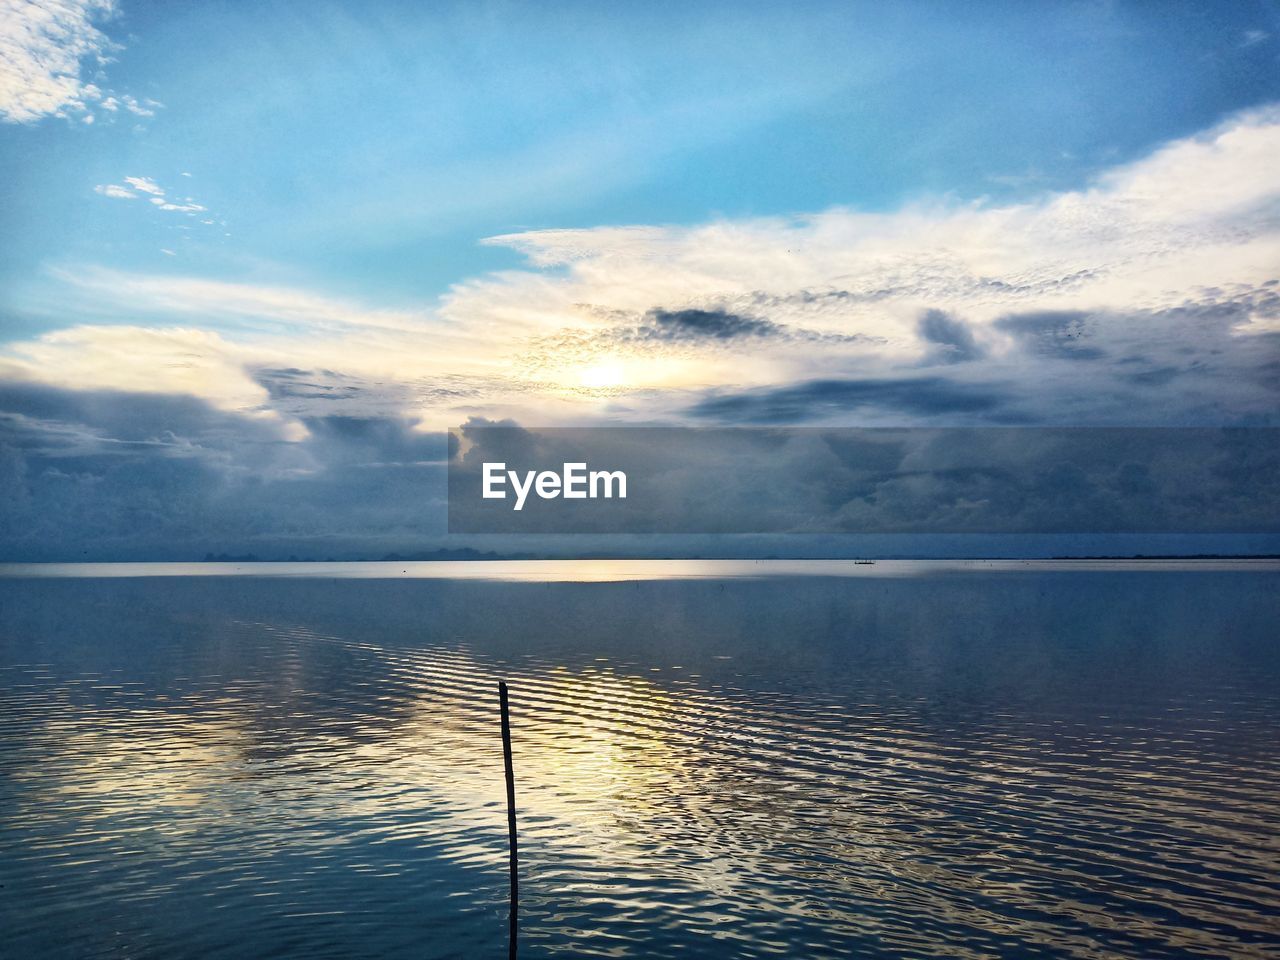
[1,562,1278,959]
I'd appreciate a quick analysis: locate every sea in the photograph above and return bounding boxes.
[1,560,1277,958]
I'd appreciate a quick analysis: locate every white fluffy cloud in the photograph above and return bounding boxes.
[0,0,117,122]
[453,105,1280,376]
[0,325,270,412]
[123,175,163,195]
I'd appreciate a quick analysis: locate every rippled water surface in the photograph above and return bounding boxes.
[1,562,1278,958]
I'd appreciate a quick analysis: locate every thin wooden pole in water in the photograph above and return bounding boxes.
[499,680,518,960]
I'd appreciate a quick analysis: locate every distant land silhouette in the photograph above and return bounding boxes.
[188,551,1280,563]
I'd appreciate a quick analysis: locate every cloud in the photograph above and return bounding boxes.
[119,93,156,116]
[4,382,1275,558]
[10,105,1280,436]
[688,377,1012,423]
[124,176,164,195]
[462,105,1280,342]
[994,310,1105,361]
[645,307,785,341]
[93,183,135,199]
[516,305,883,384]
[0,325,275,416]
[0,0,133,123]
[93,92,158,116]
[917,309,984,363]
[150,197,206,212]
[53,267,433,333]
[96,176,210,216]
[434,105,1280,420]
[450,424,1280,536]
[637,307,876,346]
[0,277,541,429]
[0,381,453,558]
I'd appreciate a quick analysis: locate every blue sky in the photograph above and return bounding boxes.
[0,0,1278,558]
[3,0,1279,309]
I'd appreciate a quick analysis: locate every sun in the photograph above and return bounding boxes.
[577,360,627,389]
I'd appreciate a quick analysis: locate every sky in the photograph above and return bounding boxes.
[0,0,1278,559]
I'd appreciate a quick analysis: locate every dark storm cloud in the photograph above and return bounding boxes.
[995,310,1105,360]
[0,381,272,449]
[644,308,784,340]
[449,425,1280,535]
[251,366,498,421]
[299,415,447,466]
[0,381,449,560]
[523,307,881,370]
[687,377,1011,423]
[1121,365,1184,387]
[917,309,984,363]
[257,367,366,402]
[4,378,1277,557]
[633,307,877,345]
